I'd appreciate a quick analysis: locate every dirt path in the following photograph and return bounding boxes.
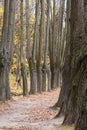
[0,89,63,130]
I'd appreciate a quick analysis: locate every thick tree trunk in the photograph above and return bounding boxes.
[51,68,58,89]
[0,58,11,101]
[75,85,87,130]
[21,63,28,96]
[47,68,51,91]
[55,0,71,116]
[0,0,16,101]
[37,65,42,93]
[0,59,6,101]
[0,0,10,101]
[64,56,87,125]
[75,1,87,129]
[63,0,87,126]
[29,59,37,94]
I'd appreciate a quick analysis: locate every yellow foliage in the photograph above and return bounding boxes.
[25,58,29,67]
[13,57,17,63]
[0,7,3,15]
[11,64,17,70]
[14,35,19,45]
[59,125,75,130]
[0,7,3,31]
[14,53,17,57]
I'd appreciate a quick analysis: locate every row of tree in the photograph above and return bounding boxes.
[0,0,87,129]
[0,0,66,100]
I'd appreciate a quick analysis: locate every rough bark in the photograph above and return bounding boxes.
[0,0,10,101]
[0,0,16,101]
[63,0,87,126]
[55,0,71,115]
[28,59,37,94]
[75,0,87,129]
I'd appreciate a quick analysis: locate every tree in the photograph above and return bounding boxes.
[49,0,65,90]
[55,0,71,116]
[42,0,47,92]
[20,0,28,96]
[26,0,38,94]
[59,1,87,129]
[49,0,58,90]
[0,0,16,101]
[44,0,51,92]
[36,0,45,93]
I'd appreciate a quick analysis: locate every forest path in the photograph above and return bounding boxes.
[0,89,63,130]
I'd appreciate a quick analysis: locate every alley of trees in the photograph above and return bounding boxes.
[0,0,87,130]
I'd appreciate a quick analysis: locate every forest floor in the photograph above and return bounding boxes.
[0,89,64,130]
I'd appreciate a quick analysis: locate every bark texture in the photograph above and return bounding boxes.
[56,0,71,115]
[63,0,87,126]
[0,0,16,101]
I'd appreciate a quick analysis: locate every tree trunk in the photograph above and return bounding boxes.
[37,0,45,93]
[75,0,87,129]
[29,59,37,94]
[20,0,28,96]
[63,0,87,126]
[42,67,47,91]
[51,68,58,89]
[25,0,37,94]
[55,0,71,115]
[47,68,51,91]
[0,0,16,101]
[21,64,28,96]
[42,0,51,92]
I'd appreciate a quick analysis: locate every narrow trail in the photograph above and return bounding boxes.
[0,89,63,130]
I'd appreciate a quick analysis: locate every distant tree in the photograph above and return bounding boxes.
[49,0,65,89]
[36,0,45,93]
[42,0,51,92]
[20,0,28,96]
[26,0,37,94]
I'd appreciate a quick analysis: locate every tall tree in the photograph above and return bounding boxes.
[50,0,58,90]
[20,0,28,96]
[26,0,37,94]
[49,0,65,90]
[45,0,51,91]
[55,0,71,116]
[62,1,87,129]
[42,0,47,92]
[0,0,16,101]
[36,0,45,93]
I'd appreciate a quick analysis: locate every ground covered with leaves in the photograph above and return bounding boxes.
[0,89,63,130]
